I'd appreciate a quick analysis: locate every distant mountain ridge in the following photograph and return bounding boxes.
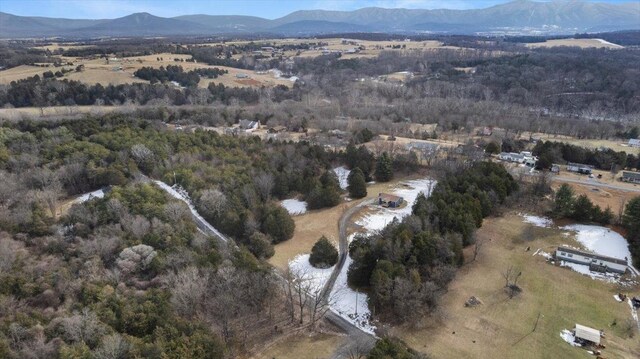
[1,0,639,38]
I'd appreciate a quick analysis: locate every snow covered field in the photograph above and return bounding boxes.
[281,199,308,215]
[356,178,436,232]
[288,254,334,293]
[561,224,632,263]
[521,214,553,228]
[333,166,351,190]
[74,189,105,203]
[330,252,376,334]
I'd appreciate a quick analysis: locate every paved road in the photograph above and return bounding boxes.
[552,176,640,193]
[321,199,377,358]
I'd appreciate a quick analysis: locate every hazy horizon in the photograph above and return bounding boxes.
[1,0,636,20]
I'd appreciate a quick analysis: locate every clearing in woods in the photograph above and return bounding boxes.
[391,213,639,359]
[268,177,422,270]
[526,38,624,49]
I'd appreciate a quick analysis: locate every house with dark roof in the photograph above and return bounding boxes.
[621,171,640,184]
[378,193,404,208]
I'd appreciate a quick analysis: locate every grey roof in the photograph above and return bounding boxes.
[557,246,627,265]
[567,162,593,169]
[622,171,640,180]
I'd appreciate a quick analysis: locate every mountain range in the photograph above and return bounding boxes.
[1,0,639,38]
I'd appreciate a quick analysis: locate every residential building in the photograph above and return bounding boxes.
[621,171,640,184]
[566,162,593,175]
[555,246,628,274]
[629,138,640,148]
[238,119,259,132]
[378,193,404,208]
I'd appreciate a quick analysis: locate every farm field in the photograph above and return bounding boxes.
[526,38,624,49]
[392,213,639,359]
[1,52,293,88]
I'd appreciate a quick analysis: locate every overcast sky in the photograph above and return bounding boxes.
[0,0,634,19]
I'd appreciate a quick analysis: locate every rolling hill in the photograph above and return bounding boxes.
[0,0,638,38]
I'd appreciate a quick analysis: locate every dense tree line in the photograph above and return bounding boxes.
[134,65,201,87]
[532,140,639,171]
[623,196,640,267]
[0,76,294,107]
[553,184,614,225]
[347,162,517,323]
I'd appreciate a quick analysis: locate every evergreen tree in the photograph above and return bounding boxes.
[485,142,500,154]
[261,205,295,243]
[309,236,338,268]
[375,152,393,182]
[553,184,575,217]
[571,194,594,221]
[347,167,367,198]
[623,196,640,267]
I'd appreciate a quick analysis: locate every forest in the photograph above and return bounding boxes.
[347,162,518,323]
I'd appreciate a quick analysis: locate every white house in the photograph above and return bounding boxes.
[238,119,259,132]
[555,246,628,274]
[629,139,640,148]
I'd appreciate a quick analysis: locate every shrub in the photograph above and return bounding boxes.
[309,236,338,268]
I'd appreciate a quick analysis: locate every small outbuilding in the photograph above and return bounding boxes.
[574,324,601,345]
[378,193,403,208]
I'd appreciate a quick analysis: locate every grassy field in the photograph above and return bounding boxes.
[550,181,639,212]
[1,52,293,88]
[269,177,423,270]
[251,332,345,359]
[526,38,624,49]
[392,213,639,359]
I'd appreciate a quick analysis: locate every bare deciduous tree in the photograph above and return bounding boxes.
[502,265,522,298]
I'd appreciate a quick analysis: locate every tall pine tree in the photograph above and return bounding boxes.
[375,152,393,182]
[347,167,367,198]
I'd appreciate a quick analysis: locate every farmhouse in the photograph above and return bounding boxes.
[621,171,640,184]
[555,246,627,274]
[238,119,259,132]
[499,152,525,163]
[566,162,593,175]
[629,138,640,148]
[574,324,602,346]
[378,193,404,208]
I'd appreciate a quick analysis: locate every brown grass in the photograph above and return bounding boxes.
[526,38,624,49]
[551,181,638,212]
[251,332,345,359]
[269,178,423,270]
[392,213,639,359]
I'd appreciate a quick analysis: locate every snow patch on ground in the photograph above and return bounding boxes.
[560,329,581,347]
[333,166,351,190]
[329,234,376,335]
[559,261,619,282]
[288,254,334,293]
[153,180,227,242]
[521,214,553,228]
[357,178,436,233]
[629,298,640,330]
[596,38,624,48]
[74,189,105,203]
[561,224,631,263]
[281,199,308,215]
[532,248,552,260]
